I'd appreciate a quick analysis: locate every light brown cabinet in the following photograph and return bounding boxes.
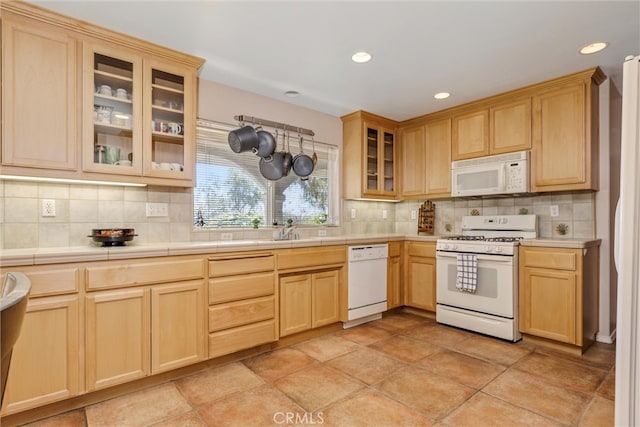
[151,282,206,374]
[1,266,81,416]
[83,37,196,186]
[342,111,399,200]
[404,242,437,311]
[400,125,426,197]
[1,295,80,415]
[85,288,150,391]
[0,1,204,186]
[399,117,451,199]
[519,245,599,353]
[84,256,206,390]
[1,12,78,172]
[387,242,403,309]
[531,68,604,192]
[452,109,489,160]
[490,97,532,154]
[207,252,277,358]
[279,270,340,337]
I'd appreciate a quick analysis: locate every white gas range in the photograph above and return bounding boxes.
[435,215,537,342]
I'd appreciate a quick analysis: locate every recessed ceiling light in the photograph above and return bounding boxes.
[284,90,299,98]
[434,92,451,100]
[579,42,608,55]
[351,51,372,63]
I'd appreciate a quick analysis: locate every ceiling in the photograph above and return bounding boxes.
[29,1,640,122]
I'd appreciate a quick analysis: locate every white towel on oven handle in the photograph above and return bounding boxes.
[456,253,478,293]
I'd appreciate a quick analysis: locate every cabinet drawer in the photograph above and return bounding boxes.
[277,246,346,270]
[209,295,275,332]
[208,319,277,358]
[86,257,205,290]
[209,272,274,304]
[209,253,274,277]
[3,267,79,296]
[521,248,578,270]
[407,242,436,257]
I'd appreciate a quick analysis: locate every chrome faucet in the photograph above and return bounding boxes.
[278,225,297,240]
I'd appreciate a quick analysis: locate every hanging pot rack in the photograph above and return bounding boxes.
[234,115,315,137]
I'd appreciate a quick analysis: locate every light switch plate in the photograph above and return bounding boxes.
[411,210,417,220]
[550,205,559,217]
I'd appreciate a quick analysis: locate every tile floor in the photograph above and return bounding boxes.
[24,313,615,426]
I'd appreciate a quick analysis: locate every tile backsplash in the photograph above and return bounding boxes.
[0,180,595,249]
[345,192,595,239]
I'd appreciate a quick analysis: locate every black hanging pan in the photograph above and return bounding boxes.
[292,135,314,179]
[254,127,276,158]
[259,131,286,181]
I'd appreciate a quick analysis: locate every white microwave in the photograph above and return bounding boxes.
[451,151,529,197]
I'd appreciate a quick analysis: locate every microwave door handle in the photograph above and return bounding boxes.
[501,163,507,191]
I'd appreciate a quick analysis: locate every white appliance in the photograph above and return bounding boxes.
[615,54,640,426]
[451,151,529,197]
[346,244,388,328]
[436,215,537,342]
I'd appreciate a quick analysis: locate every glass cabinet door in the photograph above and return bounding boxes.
[383,130,395,193]
[144,60,193,178]
[365,125,379,193]
[83,44,142,174]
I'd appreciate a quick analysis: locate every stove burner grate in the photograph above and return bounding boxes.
[446,235,486,241]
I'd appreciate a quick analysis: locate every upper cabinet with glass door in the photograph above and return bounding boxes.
[143,59,196,181]
[83,44,143,176]
[342,111,398,200]
[83,42,199,186]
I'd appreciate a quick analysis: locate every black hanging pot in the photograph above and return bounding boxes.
[292,136,314,179]
[259,151,286,181]
[228,125,259,153]
[254,128,276,158]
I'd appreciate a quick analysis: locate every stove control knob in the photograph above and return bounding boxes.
[486,246,493,253]
[495,246,503,253]
[442,244,449,250]
[451,244,457,250]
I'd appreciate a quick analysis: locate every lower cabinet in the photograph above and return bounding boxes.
[387,242,403,309]
[151,282,206,374]
[85,288,150,391]
[404,242,437,311]
[207,252,277,358]
[85,280,206,391]
[1,295,80,415]
[280,270,340,337]
[519,245,599,352]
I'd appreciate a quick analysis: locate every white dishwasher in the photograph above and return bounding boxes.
[345,244,388,328]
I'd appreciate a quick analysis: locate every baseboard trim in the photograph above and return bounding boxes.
[596,328,616,344]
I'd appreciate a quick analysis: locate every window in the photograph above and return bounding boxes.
[194,120,339,228]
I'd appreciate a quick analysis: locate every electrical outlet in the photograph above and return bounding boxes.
[221,233,233,241]
[41,199,56,217]
[382,210,388,219]
[146,202,168,217]
[351,209,357,219]
[318,229,327,237]
[411,210,417,220]
[550,205,559,217]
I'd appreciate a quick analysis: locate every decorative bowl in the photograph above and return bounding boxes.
[88,228,137,246]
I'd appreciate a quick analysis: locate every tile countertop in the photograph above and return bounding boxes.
[1,235,602,267]
[520,238,602,249]
[0,234,442,267]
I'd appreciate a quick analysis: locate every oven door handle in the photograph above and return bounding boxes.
[436,253,513,263]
